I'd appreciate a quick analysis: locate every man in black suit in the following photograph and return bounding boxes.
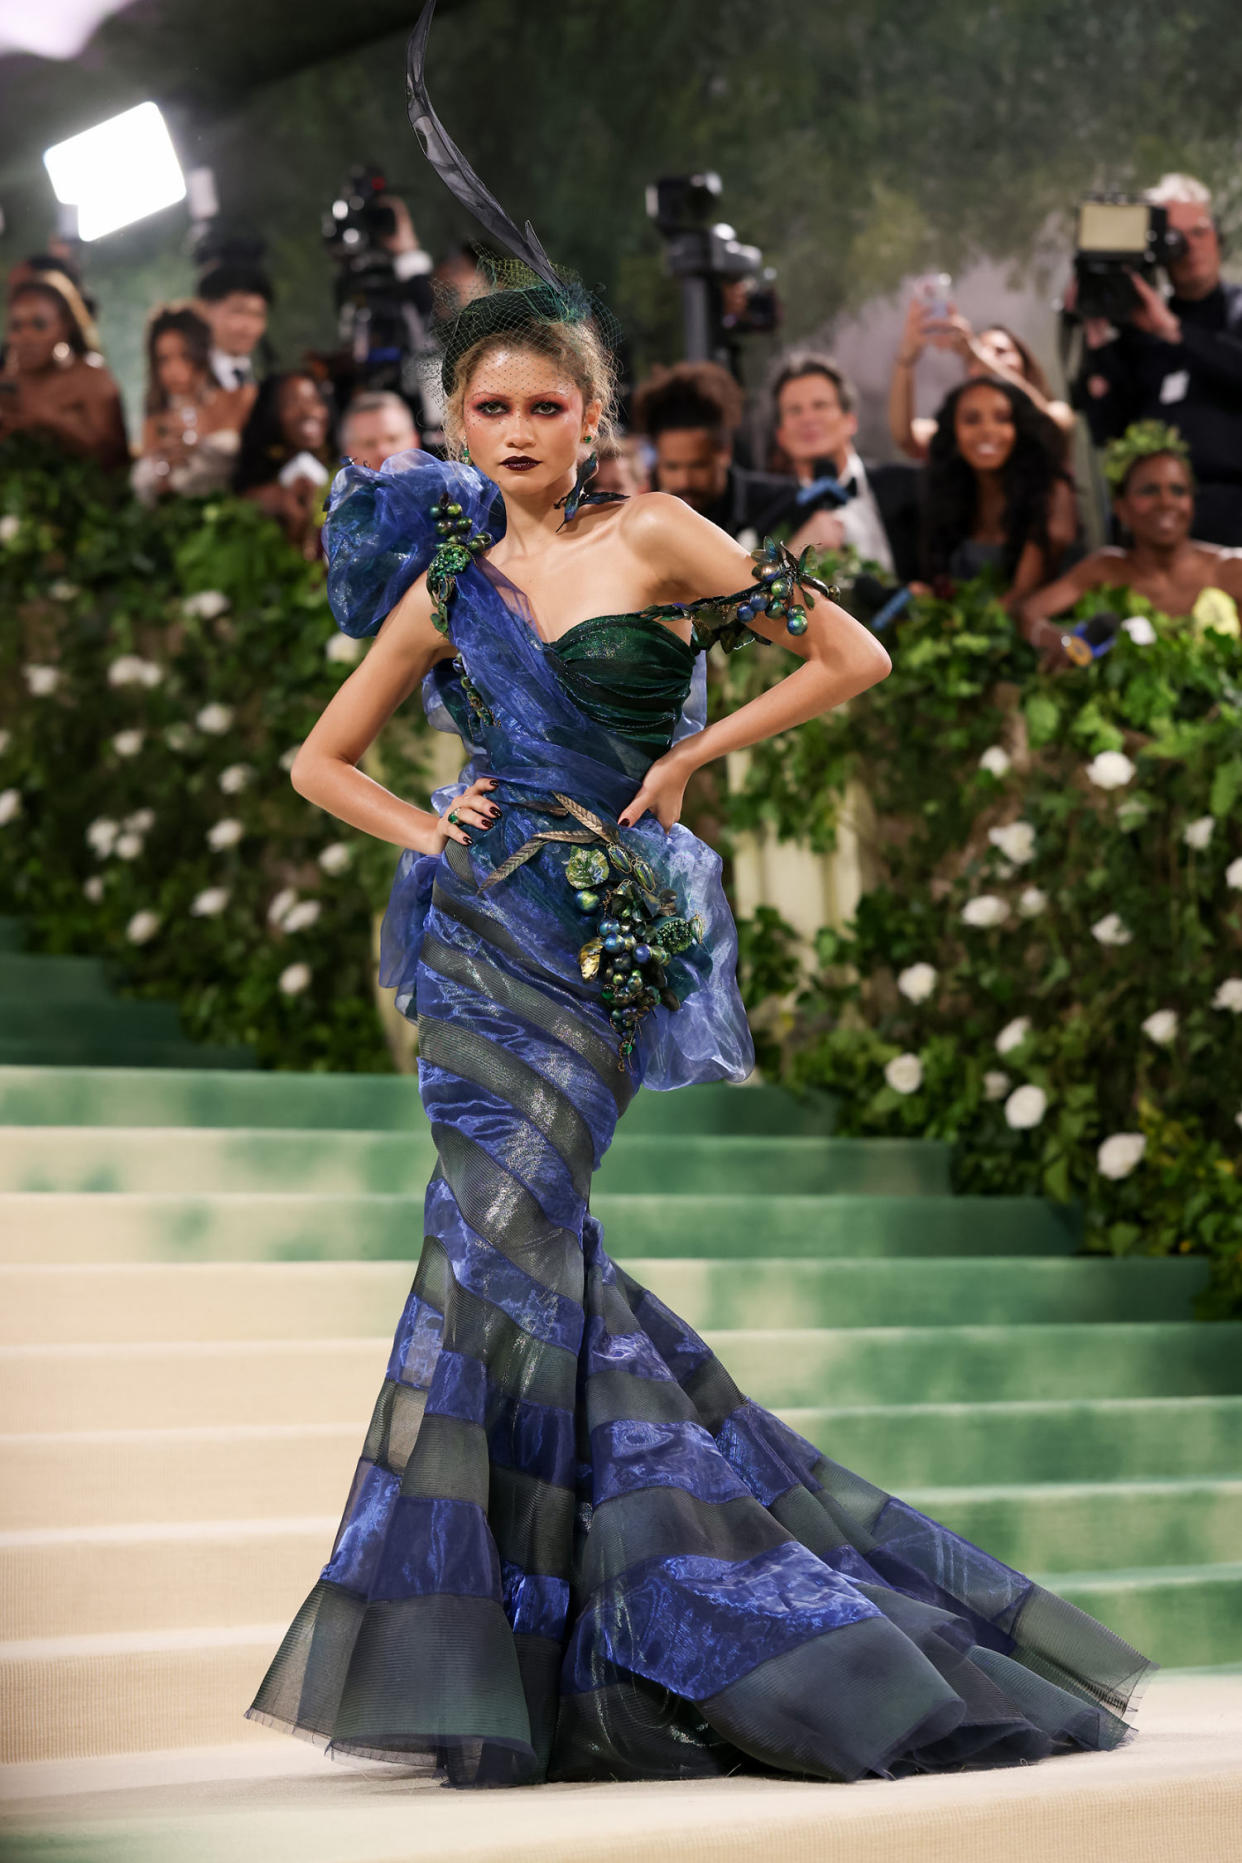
[765,351,921,581]
[631,360,798,541]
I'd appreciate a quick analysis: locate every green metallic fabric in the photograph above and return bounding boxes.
[545,615,697,756]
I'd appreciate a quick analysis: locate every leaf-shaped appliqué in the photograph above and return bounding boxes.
[566,847,610,888]
[578,937,603,980]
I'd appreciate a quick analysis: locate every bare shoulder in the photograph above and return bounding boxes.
[1077,547,1127,584]
[1197,543,1242,595]
[615,490,699,547]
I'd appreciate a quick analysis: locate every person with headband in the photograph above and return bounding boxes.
[245,0,1156,1790]
[0,269,128,472]
[1019,420,1242,666]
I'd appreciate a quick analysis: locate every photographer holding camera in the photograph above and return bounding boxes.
[1072,174,1242,546]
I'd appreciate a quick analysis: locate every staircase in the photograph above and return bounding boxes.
[1,929,1241,1830]
[0,915,252,1070]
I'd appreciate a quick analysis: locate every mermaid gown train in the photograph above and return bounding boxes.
[245,449,1158,1786]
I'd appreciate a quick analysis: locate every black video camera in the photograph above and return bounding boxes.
[1072,196,1188,322]
[323,165,400,265]
[646,172,779,361]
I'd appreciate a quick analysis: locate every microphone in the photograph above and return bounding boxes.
[1063,607,1122,666]
[848,574,912,633]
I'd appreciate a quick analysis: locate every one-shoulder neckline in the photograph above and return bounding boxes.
[476,555,695,656]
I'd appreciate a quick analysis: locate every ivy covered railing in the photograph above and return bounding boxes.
[724,572,1242,1319]
[0,442,427,1071]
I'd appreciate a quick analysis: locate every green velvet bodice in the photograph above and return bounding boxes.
[544,613,698,756]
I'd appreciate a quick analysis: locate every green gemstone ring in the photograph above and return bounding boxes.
[448,809,460,825]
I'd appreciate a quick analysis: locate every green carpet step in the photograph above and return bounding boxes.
[0,1066,835,1136]
[703,1322,1242,1408]
[1026,1561,1242,1671]
[0,999,184,1044]
[0,1192,1079,1265]
[0,1039,255,1070]
[0,1257,1209,1346]
[5,1323,1240,1432]
[0,1517,335,1641]
[0,952,115,1003]
[788,1396,1242,1487]
[0,919,22,952]
[0,1127,952,1197]
[900,1477,1242,1574]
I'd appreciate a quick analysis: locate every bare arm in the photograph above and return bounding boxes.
[616,494,891,830]
[290,577,492,852]
[887,297,930,461]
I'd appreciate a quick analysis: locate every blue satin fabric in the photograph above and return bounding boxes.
[246,450,1155,1786]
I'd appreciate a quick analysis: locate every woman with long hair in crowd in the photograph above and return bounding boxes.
[131,302,256,505]
[920,375,1078,605]
[242,0,1156,1791]
[1018,420,1242,666]
[234,368,334,557]
[0,271,128,472]
[889,292,1075,462]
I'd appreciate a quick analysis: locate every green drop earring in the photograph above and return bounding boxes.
[461,444,471,465]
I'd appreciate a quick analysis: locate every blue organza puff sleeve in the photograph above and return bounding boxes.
[323,447,504,638]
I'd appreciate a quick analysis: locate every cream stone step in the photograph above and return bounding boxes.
[0,1340,388,1432]
[4,1675,1242,1863]
[0,1424,363,1531]
[0,1623,288,1764]
[0,1518,335,1639]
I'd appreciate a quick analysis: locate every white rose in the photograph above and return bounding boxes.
[1121,615,1157,646]
[107,655,162,689]
[1017,886,1047,917]
[987,820,1036,864]
[83,875,104,902]
[1212,977,1242,1014]
[190,886,230,917]
[996,1016,1031,1055]
[282,899,321,932]
[318,841,353,876]
[1091,913,1132,947]
[218,763,253,794]
[114,831,143,860]
[196,703,234,735]
[978,745,1011,778]
[1141,1009,1178,1045]
[107,655,145,687]
[961,894,1008,928]
[1182,816,1214,851]
[207,818,244,850]
[1098,1132,1146,1179]
[279,961,312,996]
[112,729,144,758]
[0,729,9,755]
[896,961,936,1003]
[1236,1110,1242,1135]
[182,590,230,619]
[884,1052,923,1094]
[267,887,299,928]
[125,909,161,944]
[164,723,194,751]
[0,787,22,825]
[23,664,59,696]
[1086,750,1136,790]
[48,580,79,601]
[278,745,301,772]
[983,1070,1010,1101]
[1226,856,1242,891]
[0,513,20,544]
[123,809,154,834]
[325,632,364,664]
[86,817,119,856]
[1004,1083,1047,1130]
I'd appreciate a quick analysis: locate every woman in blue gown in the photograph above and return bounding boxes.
[244,327,1156,1788]
[245,0,1157,1788]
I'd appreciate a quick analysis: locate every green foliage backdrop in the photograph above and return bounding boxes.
[0,443,428,1069]
[726,572,1242,1319]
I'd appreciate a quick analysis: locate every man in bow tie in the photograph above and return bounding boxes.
[197,262,274,394]
[769,353,920,579]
